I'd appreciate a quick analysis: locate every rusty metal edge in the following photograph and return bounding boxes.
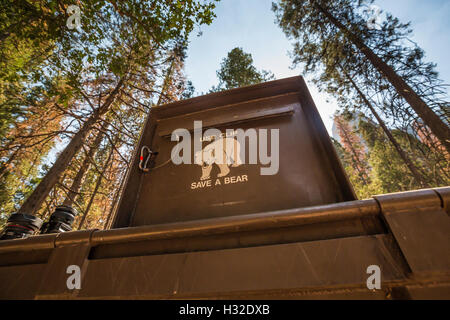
[433,187,450,215]
[373,188,442,213]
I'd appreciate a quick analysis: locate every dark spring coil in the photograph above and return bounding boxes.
[0,213,43,240]
[41,206,78,234]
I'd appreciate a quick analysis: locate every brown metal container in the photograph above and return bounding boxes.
[1,78,448,300]
[113,76,356,228]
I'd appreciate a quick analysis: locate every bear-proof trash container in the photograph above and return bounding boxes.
[113,76,356,228]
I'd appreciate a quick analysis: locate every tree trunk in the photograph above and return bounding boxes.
[77,145,114,230]
[157,55,177,105]
[18,78,123,215]
[103,170,126,230]
[315,2,450,154]
[62,122,107,207]
[334,116,370,185]
[0,148,18,179]
[341,67,431,188]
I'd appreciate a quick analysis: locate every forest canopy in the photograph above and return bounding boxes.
[0,0,448,231]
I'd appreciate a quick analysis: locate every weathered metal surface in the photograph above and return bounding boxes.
[375,191,450,276]
[112,77,356,228]
[434,186,450,215]
[77,234,408,299]
[0,187,448,299]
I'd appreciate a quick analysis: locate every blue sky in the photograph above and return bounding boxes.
[184,0,450,134]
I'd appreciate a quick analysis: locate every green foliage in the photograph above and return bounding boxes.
[359,120,422,192]
[0,152,46,225]
[273,0,448,129]
[1,0,218,78]
[181,80,195,99]
[273,0,449,191]
[332,137,372,199]
[211,47,274,91]
[333,112,449,199]
[0,1,219,140]
[0,0,219,222]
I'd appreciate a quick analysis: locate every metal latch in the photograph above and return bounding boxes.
[139,146,155,172]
